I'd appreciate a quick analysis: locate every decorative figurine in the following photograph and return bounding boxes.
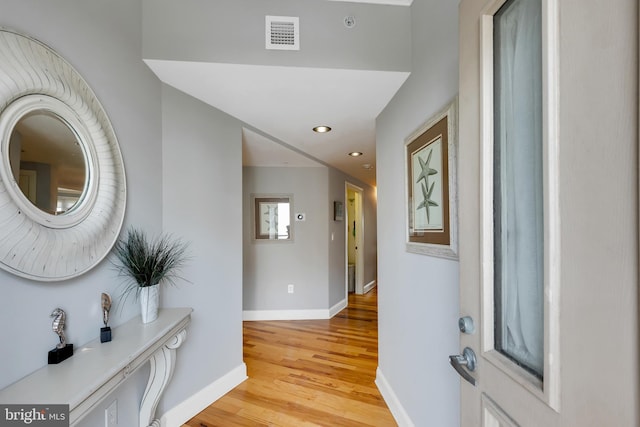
[100,293,112,343]
[48,308,73,364]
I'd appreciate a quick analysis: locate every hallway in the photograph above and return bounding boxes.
[184,289,396,426]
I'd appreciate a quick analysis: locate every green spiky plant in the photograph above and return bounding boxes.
[112,228,190,304]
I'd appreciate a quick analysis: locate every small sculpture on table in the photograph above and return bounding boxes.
[100,292,112,343]
[48,308,73,364]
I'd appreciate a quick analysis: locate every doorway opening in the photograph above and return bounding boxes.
[345,182,364,296]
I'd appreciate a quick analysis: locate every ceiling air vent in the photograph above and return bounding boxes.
[266,16,299,51]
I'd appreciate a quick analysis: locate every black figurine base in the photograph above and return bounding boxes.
[100,326,112,343]
[48,344,73,364]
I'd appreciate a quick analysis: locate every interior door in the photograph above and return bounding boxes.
[456,0,638,425]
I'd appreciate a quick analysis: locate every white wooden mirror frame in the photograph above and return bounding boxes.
[0,29,126,281]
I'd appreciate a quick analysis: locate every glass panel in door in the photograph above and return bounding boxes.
[492,0,544,377]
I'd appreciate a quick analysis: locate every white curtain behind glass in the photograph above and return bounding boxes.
[494,0,543,375]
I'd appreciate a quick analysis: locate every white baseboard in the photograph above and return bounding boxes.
[160,363,247,427]
[375,366,415,427]
[364,280,376,293]
[329,298,347,317]
[243,298,348,321]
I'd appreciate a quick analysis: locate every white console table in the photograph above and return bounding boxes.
[0,307,192,427]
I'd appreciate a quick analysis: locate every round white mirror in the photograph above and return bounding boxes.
[0,29,126,281]
[11,111,87,216]
[1,95,99,229]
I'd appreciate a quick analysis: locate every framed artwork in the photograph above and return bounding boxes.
[334,201,344,221]
[405,98,458,259]
[252,194,293,241]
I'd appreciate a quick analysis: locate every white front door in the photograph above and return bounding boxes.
[456,0,638,425]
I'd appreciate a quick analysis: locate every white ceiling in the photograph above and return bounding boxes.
[242,128,325,168]
[145,59,409,186]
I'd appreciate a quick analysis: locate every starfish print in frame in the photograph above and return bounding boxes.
[415,148,438,185]
[416,180,439,224]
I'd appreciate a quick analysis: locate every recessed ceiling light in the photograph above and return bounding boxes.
[348,152,363,157]
[362,163,373,170]
[313,125,331,133]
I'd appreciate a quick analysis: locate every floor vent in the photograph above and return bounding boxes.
[266,16,299,51]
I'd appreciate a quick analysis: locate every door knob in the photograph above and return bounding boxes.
[449,347,477,386]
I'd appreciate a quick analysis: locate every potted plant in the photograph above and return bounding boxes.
[112,228,189,323]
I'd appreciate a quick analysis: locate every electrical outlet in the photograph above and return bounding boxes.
[288,284,294,294]
[105,400,117,427]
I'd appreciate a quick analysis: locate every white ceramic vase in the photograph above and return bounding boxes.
[139,284,159,324]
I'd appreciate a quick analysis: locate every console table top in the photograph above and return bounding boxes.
[0,307,192,423]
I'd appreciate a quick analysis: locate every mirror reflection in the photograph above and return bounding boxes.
[9,111,86,215]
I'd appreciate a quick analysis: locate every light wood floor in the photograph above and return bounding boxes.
[183,289,397,427]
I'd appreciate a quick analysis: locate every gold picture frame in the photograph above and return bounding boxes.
[405,98,458,259]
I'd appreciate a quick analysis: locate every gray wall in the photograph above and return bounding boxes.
[0,1,164,426]
[243,166,377,313]
[143,0,411,73]
[243,166,329,310]
[375,0,460,425]
[160,84,244,416]
[361,183,378,288]
[328,168,348,306]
